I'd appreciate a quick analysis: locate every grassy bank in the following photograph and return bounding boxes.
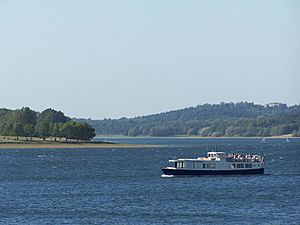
[0,136,156,149]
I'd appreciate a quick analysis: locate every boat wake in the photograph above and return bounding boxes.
[161,174,174,178]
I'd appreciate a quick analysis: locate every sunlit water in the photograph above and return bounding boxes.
[0,138,299,224]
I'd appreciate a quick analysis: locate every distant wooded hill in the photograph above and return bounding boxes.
[0,107,95,141]
[75,102,300,137]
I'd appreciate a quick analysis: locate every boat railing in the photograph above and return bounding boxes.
[226,154,261,162]
[226,158,260,162]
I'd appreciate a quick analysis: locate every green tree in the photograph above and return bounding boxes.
[0,107,37,137]
[36,109,70,138]
[61,121,95,141]
[37,108,70,124]
[51,123,63,139]
[23,124,35,137]
[37,122,50,140]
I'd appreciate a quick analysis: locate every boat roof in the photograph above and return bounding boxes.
[169,157,210,162]
[207,151,226,154]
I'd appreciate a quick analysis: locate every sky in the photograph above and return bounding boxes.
[0,0,299,119]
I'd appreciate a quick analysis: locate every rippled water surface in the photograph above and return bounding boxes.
[0,138,299,224]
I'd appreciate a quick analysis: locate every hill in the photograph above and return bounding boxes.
[75,102,300,137]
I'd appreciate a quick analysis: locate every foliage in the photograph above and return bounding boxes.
[0,107,95,141]
[0,107,37,137]
[61,121,95,141]
[76,102,300,137]
[35,108,70,139]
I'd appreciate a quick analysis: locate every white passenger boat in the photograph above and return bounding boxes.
[162,151,265,176]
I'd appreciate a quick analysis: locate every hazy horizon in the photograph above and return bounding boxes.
[1,1,299,119]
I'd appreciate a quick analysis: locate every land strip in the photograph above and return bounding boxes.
[0,136,159,149]
[0,143,156,149]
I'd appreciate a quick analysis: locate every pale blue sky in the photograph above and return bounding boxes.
[0,0,299,119]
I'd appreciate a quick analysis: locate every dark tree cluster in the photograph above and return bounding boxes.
[75,102,300,137]
[0,107,95,141]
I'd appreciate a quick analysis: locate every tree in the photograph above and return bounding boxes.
[23,124,35,137]
[79,122,96,140]
[37,122,50,140]
[37,108,70,124]
[61,121,95,141]
[0,107,37,137]
[0,107,97,141]
[51,123,63,139]
[35,109,70,139]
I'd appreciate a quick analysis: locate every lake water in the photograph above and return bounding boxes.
[0,138,299,224]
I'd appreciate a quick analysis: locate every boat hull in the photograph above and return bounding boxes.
[161,168,264,176]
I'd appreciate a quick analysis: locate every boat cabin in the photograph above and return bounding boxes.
[162,151,265,175]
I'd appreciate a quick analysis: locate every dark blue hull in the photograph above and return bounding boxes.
[162,168,264,176]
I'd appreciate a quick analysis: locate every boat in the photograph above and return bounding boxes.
[161,151,265,176]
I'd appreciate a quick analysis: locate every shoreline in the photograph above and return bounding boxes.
[0,136,162,149]
[0,143,160,149]
[96,135,300,139]
[1,135,298,149]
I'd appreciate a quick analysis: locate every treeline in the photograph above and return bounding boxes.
[0,107,95,141]
[76,102,300,137]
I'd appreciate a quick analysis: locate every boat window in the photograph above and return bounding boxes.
[231,164,236,168]
[237,164,244,168]
[207,163,216,168]
[203,163,206,168]
[182,162,185,168]
[175,162,177,168]
[245,164,252,168]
